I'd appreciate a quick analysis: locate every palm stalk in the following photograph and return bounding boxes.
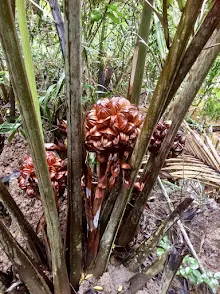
[0,219,52,294]
[0,182,46,265]
[0,2,70,293]
[128,251,168,294]
[127,0,154,105]
[93,0,204,277]
[129,0,204,178]
[159,245,187,294]
[16,0,43,139]
[48,0,65,57]
[118,23,220,246]
[162,0,170,49]
[163,0,220,113]
[64,0,82,288]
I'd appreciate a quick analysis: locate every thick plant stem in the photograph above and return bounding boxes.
[118,23,220,247]
[129,0,204,179]
[16,0,43,140]
[97,18,107,96]
[127,0,154,105]
[163,0,220,113]
[0,182,46,265]
[48,0,65,57]
[64,0,82,289]
[100,179,121,237]
[162,0,169,49]
[128,251,168,294]
[0,219,52,294]
[93,0,203,277]
[159,245,187,294]
[0,2,71,294]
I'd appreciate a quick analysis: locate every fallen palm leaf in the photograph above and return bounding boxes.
[162,123,220,187]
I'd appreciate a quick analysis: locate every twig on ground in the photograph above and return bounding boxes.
[157,176,215,294]
[159,244,187,294]
[128,251,169,294]
[157,176,205,271]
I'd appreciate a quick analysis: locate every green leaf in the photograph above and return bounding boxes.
[153,14,167,61]
[54,71,65,98]
[189,274,197,285]
[108,4,118,11]
[90,8,103,22]
[193,269,202,279]
[107,12,120,24]
[157,247,165,256]
[201,273,208,280]
[83,83,95,90]
[180,268,186,277]
[163,235,169,243]
[211,279,219,287]
[207,271,214,278]
[185,266,192,274]
[0,121,21,133]
[188,257,199,269]
[8,129,19,142]
[214,272,220,279]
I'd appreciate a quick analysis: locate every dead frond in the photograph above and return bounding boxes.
[162,122,220,187]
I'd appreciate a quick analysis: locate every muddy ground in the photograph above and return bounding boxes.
[0,135,220,294]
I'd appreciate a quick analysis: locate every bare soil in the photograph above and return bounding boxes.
[0,135,220,294]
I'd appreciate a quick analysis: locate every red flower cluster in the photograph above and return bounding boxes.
[85,97,143,153]
[18,151,67,198]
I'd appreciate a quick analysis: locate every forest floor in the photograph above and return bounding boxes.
[0,135,220,294]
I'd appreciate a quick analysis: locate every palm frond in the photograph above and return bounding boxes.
[162,122,220,187]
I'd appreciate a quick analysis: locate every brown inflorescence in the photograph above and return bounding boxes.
[18,151,67,198]
[169,129,186,157]
[85,97,143,154]
[148,121,185,157]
